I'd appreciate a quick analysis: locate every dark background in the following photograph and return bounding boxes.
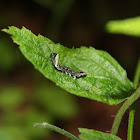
[0,0,140,140]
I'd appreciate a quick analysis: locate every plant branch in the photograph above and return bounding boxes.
[34,122,79,140]
[127,103,135,140]
[111,86,140,135]
[133,58,140,89]
[127,58,140,140]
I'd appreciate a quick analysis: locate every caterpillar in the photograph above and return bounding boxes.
[50,53,86,79]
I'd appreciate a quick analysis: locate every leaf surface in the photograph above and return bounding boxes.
[79,128,122,140]
[3,26,134,105]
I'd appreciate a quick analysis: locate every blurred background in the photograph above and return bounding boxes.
[0,0,140,140]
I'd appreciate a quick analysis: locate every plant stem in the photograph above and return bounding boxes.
[34,122,79,140]
[127,58,140,140]
[127,103,135,140]
[111,86,140,135]
[133,58,140,89]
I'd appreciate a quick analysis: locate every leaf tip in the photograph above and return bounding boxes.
[1,28,9,33]
[2,26,17,34]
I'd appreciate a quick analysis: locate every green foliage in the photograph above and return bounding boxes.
[0,127,28,140]
[22,108,51,139]
[0,86,24,109]
[0,130,12,140]
[3,26,134,105]
[34,122,79,140]
[0,38,17,71]
[35,83,78,119]
[0,82,78,140]
[106,16,140,37]
[34,123,123,140]
[79,128,122,140]
[0,85,52,140]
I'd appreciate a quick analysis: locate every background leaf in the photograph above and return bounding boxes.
[106,16,140,37]
[79,128,121,140]
[3,26,134,105]
[35,82,78,119]
[0,86,24,109]
[78,128,122,140]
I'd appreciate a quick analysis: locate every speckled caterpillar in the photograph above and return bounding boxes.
[50,53,86,79]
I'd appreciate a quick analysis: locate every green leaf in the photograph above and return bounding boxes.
[3,26,134,105]
[106,16,140,37]
[79,128,122,140]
